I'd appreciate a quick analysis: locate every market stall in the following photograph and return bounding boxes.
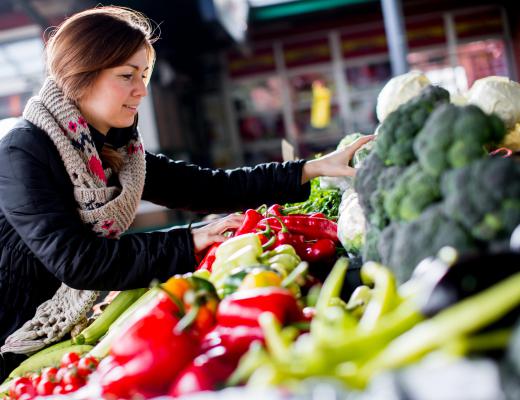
[1,72,520,400]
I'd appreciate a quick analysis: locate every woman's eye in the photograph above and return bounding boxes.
[120,74,133,80]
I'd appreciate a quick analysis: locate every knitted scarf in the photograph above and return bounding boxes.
[1,77,146,354]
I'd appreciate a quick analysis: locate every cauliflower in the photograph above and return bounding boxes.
[338,191,366,255]
[466,76,520,129]
[320,133,374,193]
[376,70,431,122]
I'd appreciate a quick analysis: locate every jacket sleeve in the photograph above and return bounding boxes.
[0,131,196,291]
[142,152,311,212]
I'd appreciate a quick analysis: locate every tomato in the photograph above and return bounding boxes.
[62,370,84,388]
[36,379,56,396]
[40,367,58,382]
[53,385,65,395]
[9,377,34,399]
[60,351,80,368]
[62,383,81,394]
[55,366,69,383]
[76,356,97,378]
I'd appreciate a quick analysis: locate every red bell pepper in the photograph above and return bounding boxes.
[234,209,264,236]
[100,308,199,398]
[168,346,239,397]
[257,215,338,243]
[216,287,304,328]
[200,324,265,356]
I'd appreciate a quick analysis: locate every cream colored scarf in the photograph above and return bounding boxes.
[1,77,146,354]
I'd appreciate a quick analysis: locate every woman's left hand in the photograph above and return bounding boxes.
[192,213,245,253]
[301,134,375,184]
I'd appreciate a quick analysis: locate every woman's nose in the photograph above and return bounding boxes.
[133,78,148,98]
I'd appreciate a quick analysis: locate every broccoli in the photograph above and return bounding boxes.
[379,205,475,283]
[441,157,520,242]
[354,150,385,215]
[362,224,382,263]
[375,85,450,166]
[384,163,441,222]
[414,104,506,177]
[369,165,406,228]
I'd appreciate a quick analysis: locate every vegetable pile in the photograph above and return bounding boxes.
[354,84,519,282]
[2,73,520,400]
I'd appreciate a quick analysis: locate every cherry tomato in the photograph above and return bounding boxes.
[62,370,84,388]
[9,377,34,399]
[53,385,65,395]
[40,367,58,382]
[56,366,69,383]
[36,379,56,396]
[17,393,34,400]
[63,382,82,393]
[77,356,98,378]
[60,351,80,368]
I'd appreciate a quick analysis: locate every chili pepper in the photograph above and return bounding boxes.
[216,287,304,328]
[257,215,338,243]
[100,308,199,398]
[211,233,262,273]
[358,272,520,387]
[234,209,264,236]
[266,203,283,217]
[196,243,221,272]
[169,346,239,397]
[303,238,337,263]
[358,262,399,332]
[256,221,275,248]
[310,212,327,219]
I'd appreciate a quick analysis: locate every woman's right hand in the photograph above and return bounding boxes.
[191,213,245,253]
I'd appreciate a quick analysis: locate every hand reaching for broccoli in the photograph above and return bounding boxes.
[301,135,375,184]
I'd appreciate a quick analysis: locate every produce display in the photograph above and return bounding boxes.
[1,73,520,400]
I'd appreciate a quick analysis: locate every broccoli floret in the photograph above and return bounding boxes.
[369,165,406,228]
[354,151,385,215]
[441,157,520,242]
[384,163,441,222]
[379,205,475,283]
[414,104,506,177]
[375,85,450,166]
[362,224,382,263]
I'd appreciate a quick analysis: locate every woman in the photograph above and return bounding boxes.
[0,6,371,379]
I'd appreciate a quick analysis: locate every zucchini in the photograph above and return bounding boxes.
[74,288,147,345]
[89,287,161,358]
[8,345,93,379]
[30,338,74,357]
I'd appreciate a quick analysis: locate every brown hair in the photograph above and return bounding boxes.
[45,6,157,172]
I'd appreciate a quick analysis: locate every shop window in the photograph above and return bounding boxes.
[345,61,391,91]
[288,70,340,136]
[231,76,286,142]
[457,39,508,88]
[408,48,467,93]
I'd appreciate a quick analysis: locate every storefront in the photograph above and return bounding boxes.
[221,4,514,165]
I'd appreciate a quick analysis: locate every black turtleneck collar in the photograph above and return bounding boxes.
[88,124,106,155]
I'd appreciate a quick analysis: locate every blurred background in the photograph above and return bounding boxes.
[1,0,519,229]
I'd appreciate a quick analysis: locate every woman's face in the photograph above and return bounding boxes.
[78,47,149,134]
